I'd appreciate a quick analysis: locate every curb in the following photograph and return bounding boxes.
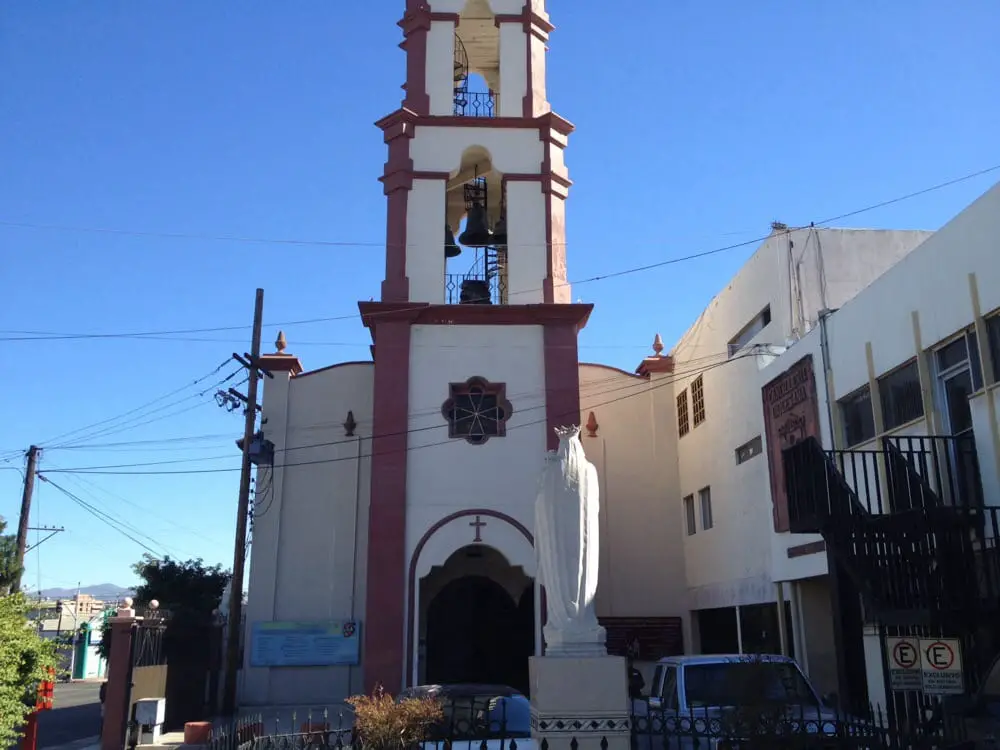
[42,737,100,750]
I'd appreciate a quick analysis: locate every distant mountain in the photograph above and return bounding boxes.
[38,584,133,601]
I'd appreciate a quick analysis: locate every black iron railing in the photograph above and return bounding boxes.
[132,623,167,667]
[783,436,1000,621]
[454,91,497,117]
[885,433,985,508]
[446,246,508,305]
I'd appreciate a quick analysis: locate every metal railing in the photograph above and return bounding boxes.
[453,91,497,117]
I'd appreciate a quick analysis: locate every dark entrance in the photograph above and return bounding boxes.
[425,576,534,694]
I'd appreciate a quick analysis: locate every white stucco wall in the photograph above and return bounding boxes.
[242,361,374,707]
[405,323,546,678]
[670,226,935,609]
[577,364,689,626]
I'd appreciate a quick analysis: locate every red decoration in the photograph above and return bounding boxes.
[585,411,599,437]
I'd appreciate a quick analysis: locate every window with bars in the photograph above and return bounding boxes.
[987,314,1000,384]
[683,494,696,536]
[878,360,924,430]
[441,376,513,445]
[840,386,875,447]
[699,486,713,530]
[691,375,706,427]
[677,390,690,437]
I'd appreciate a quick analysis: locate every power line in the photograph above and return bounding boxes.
[46,462,224,547]
[37,476,169,558]
[37,350,741,471]
[2,162,996,252]
[33,351,732,454]
[2,163,997,343]
[40,359,233,447]
[40,347,758,476]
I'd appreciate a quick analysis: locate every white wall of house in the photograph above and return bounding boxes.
[242,360,374,707]
[670,226,933,614]
[577,364,690,625]
[759,180,1000,704]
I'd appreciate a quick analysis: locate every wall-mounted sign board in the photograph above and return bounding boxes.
[250,620,360,668]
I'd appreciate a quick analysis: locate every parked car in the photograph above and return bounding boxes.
[398,684,535,750]
[635,654,873,749]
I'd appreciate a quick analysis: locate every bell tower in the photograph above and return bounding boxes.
[375,0,573,306]
[360,0,591,694]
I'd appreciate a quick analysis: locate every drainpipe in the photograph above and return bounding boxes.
[818,309,838,448]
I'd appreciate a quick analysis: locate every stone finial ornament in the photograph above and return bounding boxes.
[275,330,288,354]
[652,333,664,356]
[585,411,599,438]
[344,410,358,437]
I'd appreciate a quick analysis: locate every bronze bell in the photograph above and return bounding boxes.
[445,225,461,258]
[460,279,492,305]
[458,202,494,247]
[492,215,508,246]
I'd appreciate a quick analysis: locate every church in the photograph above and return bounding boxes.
[241,0,691,707]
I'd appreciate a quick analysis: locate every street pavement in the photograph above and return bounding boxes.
[37,682,102,750]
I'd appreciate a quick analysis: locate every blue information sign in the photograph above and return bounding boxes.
[250,620,361,667]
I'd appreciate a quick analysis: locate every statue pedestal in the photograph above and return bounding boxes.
[529,655,631,750]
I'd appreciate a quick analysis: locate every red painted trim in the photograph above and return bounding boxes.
[376,111,417,303]
[358,301,593,332]
[635,355,675,376]
[787,540,827,558]
[405,508,534,685]
[543,322,583,451]
[376,110,575,136]
[295,361,373,379]
[579,362,649,381]
[413,171,451,180]
[363,321,412,694]
[258,353,304,375]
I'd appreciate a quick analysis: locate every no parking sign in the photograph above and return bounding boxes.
[885,636,965,695]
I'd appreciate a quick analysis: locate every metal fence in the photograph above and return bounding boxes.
[202,700,977,750]
[630,700,972,750]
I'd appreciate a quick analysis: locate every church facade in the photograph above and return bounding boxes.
[241,0,689,707]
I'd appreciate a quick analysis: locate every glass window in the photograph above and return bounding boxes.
[728,306,772,357]
[692,375,706,427]
[840,386,875,447]
[699,487,713,530]
[943,370,975,434]
[878,360,924,430]
[682,661,818,708]
[677,390,690,437]
[735,436,763,465]
[988,315,1000,385]
[660,667,679,710]
[684,495,696,536]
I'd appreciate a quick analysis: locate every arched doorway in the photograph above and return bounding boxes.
[421,546,535,693]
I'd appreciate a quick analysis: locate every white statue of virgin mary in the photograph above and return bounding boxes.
[535,425,606,656]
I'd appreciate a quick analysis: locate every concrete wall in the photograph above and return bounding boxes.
[671,226,932,611]
[242,360,374,706]
[577,364,689,627]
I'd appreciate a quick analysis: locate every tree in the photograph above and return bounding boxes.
[131,554,231,619]
[98,555,231,659]
[0,593,58,746]
[0,516,22,596]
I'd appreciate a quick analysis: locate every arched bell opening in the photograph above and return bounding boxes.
[454,0,499,116]
[418,544,534,693]
[443,145,509,306]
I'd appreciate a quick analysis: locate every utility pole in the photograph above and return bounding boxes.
[12,445,40,594]
[222,288,264,716]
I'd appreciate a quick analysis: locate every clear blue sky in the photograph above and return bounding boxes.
[1,1,998,592]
